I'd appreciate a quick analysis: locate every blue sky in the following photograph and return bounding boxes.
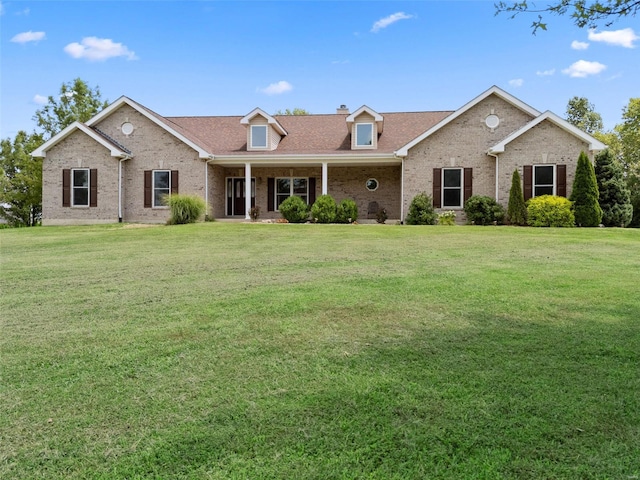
[1,0,639,139]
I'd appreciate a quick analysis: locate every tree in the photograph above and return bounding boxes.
[594,149,633,227]
[0,131,44,226]
[495,0,640,33]
[274,108,310,116]
[507,169,527,225]
[566,97,603,134]
[618,98,640,226]
[33,78,109,139]
[570,151,603,226]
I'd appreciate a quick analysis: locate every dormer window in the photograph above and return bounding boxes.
[356,123,374,147]
[251,125,268,149]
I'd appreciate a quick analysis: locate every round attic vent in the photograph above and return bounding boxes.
[121,122,134,135]
[485,114,500,129]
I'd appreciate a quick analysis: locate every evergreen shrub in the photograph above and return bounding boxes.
[311,194,337,223]
[279,196,309,223]
[336,199,358,223]
[527,195,575,227]
[406,192,437,225]
[464,195,505,225]
[507,169,527,225]
[167,194,207,224]
[594,149,633,227]
[570,151,602,226]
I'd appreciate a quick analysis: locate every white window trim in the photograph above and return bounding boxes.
[355,123,374,148]
[250,125,268,149]
[152,170,171,209]
[533,164,556,198]
[275,177,309,211]
[71,168,90,207]
[366,178,379,192]
[442,168,464,209]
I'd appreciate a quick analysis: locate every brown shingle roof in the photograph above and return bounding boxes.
[166,110,454,156]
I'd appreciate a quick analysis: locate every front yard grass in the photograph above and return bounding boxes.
[1,223,639,479]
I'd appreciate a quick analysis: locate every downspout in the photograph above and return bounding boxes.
[488,152,499,203]
[118,155,131,222]
[205,155,214,220]
[400,156,405,223]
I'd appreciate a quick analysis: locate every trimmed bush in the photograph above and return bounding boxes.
[507,169,527,225]
[279,195,309,223]
[336,199,358,223]
[595,149,633,227]
[406,192,437,225]
[464,195,505,225]
[311,194,337,223]
[437,210,456,225]
[167,194,207,224]
[527,195,575,227]
[570,151,602,226]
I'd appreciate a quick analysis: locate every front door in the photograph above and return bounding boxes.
[226,178,255,216]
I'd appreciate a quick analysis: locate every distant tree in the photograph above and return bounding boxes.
[495,0,640,33]
[594,149,633,227]
[274,108,310,116]
[618,98,640,226]
[33,78,108,139]
[570,151,603,226]
[0,131,44,226]
[566,97,603,134]
[507,169,527,225]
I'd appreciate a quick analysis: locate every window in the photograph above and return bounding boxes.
[153,170,171,207]
[72,169,89,206]
[251,125,267,149]
[442,168,462,208]
[355,123,373,147]
[533,165,554,197]
[366,178,379,191]
[276,177,308,209]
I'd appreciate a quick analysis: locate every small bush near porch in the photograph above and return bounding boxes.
[1,224,639,479]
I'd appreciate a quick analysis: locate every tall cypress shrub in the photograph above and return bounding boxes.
[570,151,602,227]
[594,149,633,227]
[507,169,527,225]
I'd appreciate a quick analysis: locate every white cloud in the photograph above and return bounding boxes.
[509,79,524,87]
[571,40,589,50]
[64,37,137,61]
[11,31,45,44]
[0,2,5,15]
[257,81,293,95]
[371,12,414,33]
[588,28,638,48]
[33,94,48,105]
[536,69,556,76]
[562,60,607,78]
[16,7,30,15]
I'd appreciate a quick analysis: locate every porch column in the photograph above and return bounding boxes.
[245,162,252,220]
[322,162,328,195]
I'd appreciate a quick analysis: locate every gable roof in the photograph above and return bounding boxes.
[346,105,384,132]
[31,121,130,158]
[86,96,212,158]
[395,85,541,156]
[488,110,607,154]
[240,108,288,136]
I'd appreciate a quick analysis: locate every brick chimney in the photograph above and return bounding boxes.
[336,104,349,114]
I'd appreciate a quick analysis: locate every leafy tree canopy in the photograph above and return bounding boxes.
[33,77,109,139]
[566,96,603,134]
[274,108,310,115]
[495,0,640,33]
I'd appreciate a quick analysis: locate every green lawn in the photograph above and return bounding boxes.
[1,223,639,479]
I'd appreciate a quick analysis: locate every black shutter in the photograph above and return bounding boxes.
[171,170,179,195]
[309,177,316,205]
[267,178,275,211]
[523,165,532,201]
[144,171,152,208]
[90,169,98,207]
[463,168,473,203]
[62,169,71,207]
[557,164,567,197]
[432,168,442,208]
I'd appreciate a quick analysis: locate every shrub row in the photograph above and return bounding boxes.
[279,194,359,224]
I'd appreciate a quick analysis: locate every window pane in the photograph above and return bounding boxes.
[73,170,88,187]
[443,189,461,207]
[252,125,267,148]
[73,188,88,206]
[535,186,554,197]
[154,171,169,189]
[293,178,307,194]
[277,178,290,194]
[356,124,373,146]
[155,188,169,206]
[443,169,461,188]
[276,194,289,209]
[535,166,554,185]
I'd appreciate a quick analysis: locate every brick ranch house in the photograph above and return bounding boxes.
[32,86,606,225]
